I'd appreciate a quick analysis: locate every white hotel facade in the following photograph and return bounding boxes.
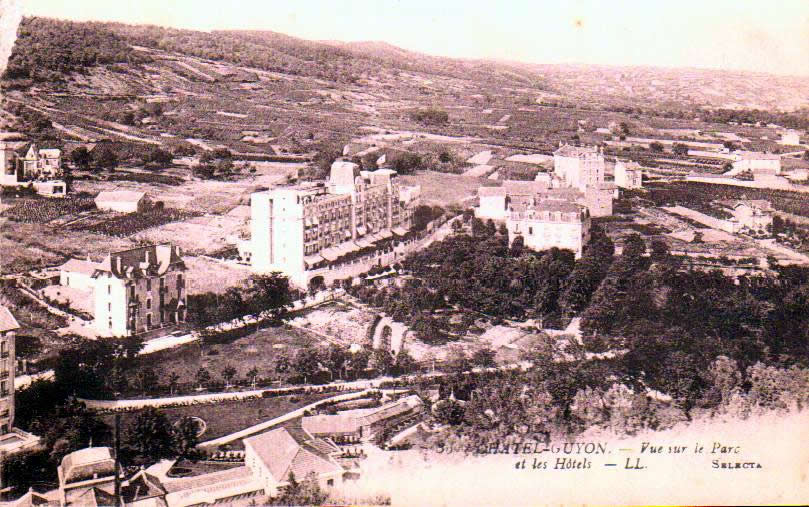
[251,161,420,287]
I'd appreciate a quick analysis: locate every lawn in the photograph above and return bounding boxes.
[125,323,322,393]
[100,390,345,444]
[398,170,488,206]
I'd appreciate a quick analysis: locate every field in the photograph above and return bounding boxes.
[100,391,343,444]
[183,255,252,294]
[125,323,322,390]
[398,170,489,206]
[1,197,95,223]
[77,208,199,237]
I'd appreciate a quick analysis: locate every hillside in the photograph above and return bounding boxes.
[1,16,807,167]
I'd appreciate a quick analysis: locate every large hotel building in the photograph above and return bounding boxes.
[251,161,420,287]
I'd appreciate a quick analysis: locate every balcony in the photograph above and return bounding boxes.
[0,352,8,359]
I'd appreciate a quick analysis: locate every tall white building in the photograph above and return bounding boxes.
[614,160,644,189]
[506,200,591,258]
[251,161,420,287]
[553,144,606,192]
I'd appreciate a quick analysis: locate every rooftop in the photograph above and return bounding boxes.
[60,258,102,277]
[243,427,341,483]
[0,305,19,333]
[95,190,147,203]
[554,144,602,158]
[59,447,115,484]
[96,243,184,280]
[735,151,781,161]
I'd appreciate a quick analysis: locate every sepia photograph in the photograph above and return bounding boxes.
[0,0,807,505]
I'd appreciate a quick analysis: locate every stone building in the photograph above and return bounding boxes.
[614,160,643,189]
[506,200,591,258]
[92,244,187,337]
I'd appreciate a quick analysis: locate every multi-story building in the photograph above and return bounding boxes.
[614,160,643,189]
[553,144,605,192]
[0,306,18,434]
[0,143,19,186]
[92,244,187,337]
[0,142,63,190]
[20,144,62,180]
[506,200,591,258]
[251,161,420,287]
[780,130,801,146]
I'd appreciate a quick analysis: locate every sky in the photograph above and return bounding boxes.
[21,0,809,76]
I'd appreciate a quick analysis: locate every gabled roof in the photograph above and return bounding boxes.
[60,259,101,277]
[243,427,341,483]
[554,144,600,158]
[95,244,184,280]
[95,190,146,204]
[478,186,507,197]
[734,151,781,161]
[38,149,61,158]
[502,180,549,195]
[302,415,361,435]
[0,306,19,334]
[357,395,423,427]
[59,447,115,484]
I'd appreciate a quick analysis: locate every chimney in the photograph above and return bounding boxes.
[116,256,121,272]
[144,250,150,265]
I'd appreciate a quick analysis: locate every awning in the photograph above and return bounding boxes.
[304,254,325,267]
[392,226,409,236]
[341,242,361,255]
[320,248,340,261]
[356,225,367,236]
[354,238,373,248]
[378,230,393,239]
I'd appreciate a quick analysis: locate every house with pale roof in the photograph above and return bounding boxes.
[57,447,118,506]
[732,151,781,175]
[59,258,102,291]
[243,427,344,497]
[95,190,149,213]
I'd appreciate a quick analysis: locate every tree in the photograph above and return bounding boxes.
[372,348,394,376]
[672,143,688,156]
[323,344,347,380]
[451,219,463,233]
[471,348,497,368]
[135,368,158,396]
[393,349,417,376]
[195,367,211,389]
[510,235,524,257]
[271,472,328,506]
[485,219,497,236]
[93,145,118,170]
[126,407,176,463]
[143,147,173,167]
[173,416,200,458]
[70,147,91,170]
[246,273,294,322]
[168,372,181,395]
[434,399,465,425]
[649,141,664,153]
[247,367,260,388]
[293,348,322,383]
[222,365,237,387]
[650,239,670,262]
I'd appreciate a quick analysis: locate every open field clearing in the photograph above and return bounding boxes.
[183,255,252,294]
[398,170,488,206]
[100,391,342,444]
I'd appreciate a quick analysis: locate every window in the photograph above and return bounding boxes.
[146,299,152,310]
[147,314,152,327]
[108,284,111,295]
[528,227,533,235]
[108,303,111,312]
[177,274,183,287]
[130,286,135,298]
[327,479,334,486]
[147,279,152,291]
[1,381,7,396]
